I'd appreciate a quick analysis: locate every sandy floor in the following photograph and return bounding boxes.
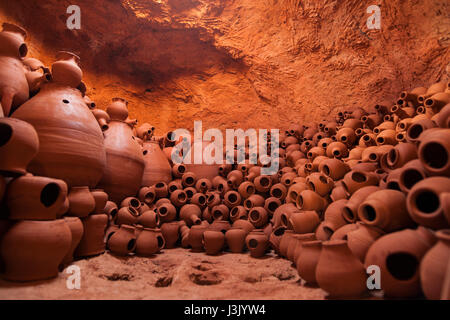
[0,248,327,300]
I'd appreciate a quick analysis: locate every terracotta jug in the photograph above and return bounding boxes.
[142,140,171,187]
[51,51,82,88]
[107,224,136,256]
[67,186,96,218]
[135,227,165,256]
[248,207,269,228]
[420,229,450,300]
[74,214,108,258]
[0,118,39,176]
[189,225,208,252]
[156,202,177,223]
[97,98,144,203]
[227,170,244,189]
[0,23,29,116]
[365,227,436,298]
[358,189,414,232]
[238,181,256,198]
[6,175,67,220]
[103,201,118,219]
[61,217,84,267]
[229,206,247,222]
[212,204,230,221]
[269,226,286,253]
[115,206,139,225]
[222,190,241,208]
[319,158,349,181]
[160,221,180,249]
[316,240,367,298]
[225,227,247,253]
[203,230,225,255]
[264,197,281,215]
[296,240,322,284]
[295,190,327,212]
[341,170,379,195]
[170,189,188,208]
[418,128,450,177]
[386,142,417,169]
[288,211,320,234]
[244,194,265,210]
[120,196,141,210]
[91,109,110,131]
[246,230,269,258]
[406,177,450,230]
[0,219,72,281]
[323,199,348,233]
[195,178,212,193]
[306,172,334,197]
[180,204,202,226]
[90,189,108,215]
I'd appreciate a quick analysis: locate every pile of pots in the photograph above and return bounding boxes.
[0,22,449,300]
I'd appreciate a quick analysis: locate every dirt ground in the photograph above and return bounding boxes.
[0,248,327,300]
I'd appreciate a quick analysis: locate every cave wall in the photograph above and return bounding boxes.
[1,0,449,134]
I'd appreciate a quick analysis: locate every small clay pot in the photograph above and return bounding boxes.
[319,158,349,181]
[229,206,247,222]
[225,228,247,253]
[203,230,225,255]
[316,240,367,298]
[264,197,281,215]
[223,190,242,208]
[296,240,322,284]
[386,143,417,169]
[157,202,177,223]
[169,189,188,207]
[74,214,108,258]
[295,190,327,212]
[135,227,164,256]
[288,211,320,234]
[278,230,295,258]
[137,210,159,228]
[232,219,254,234]
[286,182,308,203]
[248,207,269,228]
[406,177,450,230]
[51,51,82,88]
[160,222,180,249]
[346,222,384,262]
[107,224,136,256]
[358,189,414,232]
[315,222,332,241]
[210,204,228,221]
[246,230,269,258]
[181,172,197,188]
[291,233,316,264]
[238,181,255,198]
[172,163,186,178]
[207,192,221,208]
[269,226,286,253]
[154,182,169,198]
[280,171,297,186]
[341,170,379,195]
[253,175,272,193]
[326,142,348,158]
[269,183,287,201]
[61,217,84,267]
[306,172,334,197]
[91,189,108,215]
[244,194,265,210]
[103,201,118,220]
[1,219,72,281]
[68,186,96,217]
[420,229,450,300]
[365,227,436,298]
[115,206,139,225]
[323,199,348,233]
[138,186,156,204]
[195,178,212,193]
[6,175,68,220]
[227,170,244,189]
[418,128,450,177]
[0,118,39,176]
[188,225,208,252]
[120,197,141,210]
[397,159,427,193]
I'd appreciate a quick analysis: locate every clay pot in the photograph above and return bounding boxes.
[12,82,106,188]
[386,143,417,169]
[237,181,255,199]
[272,203,299,228]
[268,226,286,253]
[397,159,427,193]
[227,170,244,189]
[211,204,230,221]
[61,217,84,266]
[323,199,348,233]
[280,171,298,186]
[319,159,349,181]
[119,197,140,211]
[306,172,334,197]
[195,178,212,193]
[341,186,381,223]
[288,211,320,234]
[179,204,202,226]
[0,219,72,281]
[326,142,348,158]
[406,177,450,229]
[286,182,308,203]
[264,197,281,215]
[0,118,39,176]
[135,227,164,256]
[296,190,327,212]
[169,189,187,208]
[67,186,96,218]
[244,194,265,210]
[0,23,29,116]
[210,220,231,234]
[212,175,229,194]
[365,227,436,298]
[90,189,108,215]
[296,240,322,284]
[157,202,177,223]
[74,213,108,258]
[141,140,171,187]
[137,210,159,228]
[191,193,207,207]
[203,230,225,255]
[346,223,384,262]
[188,225,208,252]
[358,189,414,232]
[248,207,269,228]
[6,175,68,220]
[278,230,295,258]
[435,103,450,128]
[92,109,110,131]
[115,206,139,225]
[107,224,136,256]
[172,163,186,179]
[361,145,393,163]
[291,233,316,264]
[232,219,254,234]
[225,228,247,253]
[316,240,367,298]
[103,201,118,219]
[223,190,242,208]
[96,101,143,202]
[135,123,155,140]
[341,170,379,195]
[51,51,82,88]
[420,229,450,300]
[425,92,450,112]
[417,128,450,177]
[330,184,349,202]
[254,175,272,193]
[229,206,247,222]
[246,230,269,258]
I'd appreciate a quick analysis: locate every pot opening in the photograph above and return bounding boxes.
[284,178,291,185]
[0,123,12,147]
[333,150,341,157]
[110,208,118,218]
[401,169,423,190]
[342,207,354,221]
[208,194,217,204]
[158,206,168,215]
[185,177,194,185]
[386,252,418,280]
[289,191,298,201]
[280,213,288,227]
[143,150,148,155]
[341,135,347,142]
[157,236,164,248]
[351,172,367,183]
[40,183,60,207]
[319,175,328,184]
[272,188,282,198]
[323,226,334,238]
[415,191,439,214]
[268,201,279,212]
[361,204,377,222]
[387,181,401,191]
[376,137,385,144]
[322,165,330,176]
[19,43,28,57]
[308,182,316,192]
[387,149,398,165]
[156,182,165,188]
[297,195,304,208]
[250,210,260,221]
[198,195,206,205]
[217,184,224,192]
[127,239,136,251]
[178,192,186,201]
[241,166,247,172]
[248,239,258,249]
[408,124,423,139]
[184,189,193,198]
[230,207,238,217]
[422,142,448,169]
[213,210,222,219]
[227,193,238,203]
[130,198,140,208]
[178,165,186,174]
[62,99,70,104]
[169,185,178,193]
[274,227,286,237]
[259,177,270,187]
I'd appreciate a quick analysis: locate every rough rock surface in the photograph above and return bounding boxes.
[0,249,327,300]
[1,0,449,134]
